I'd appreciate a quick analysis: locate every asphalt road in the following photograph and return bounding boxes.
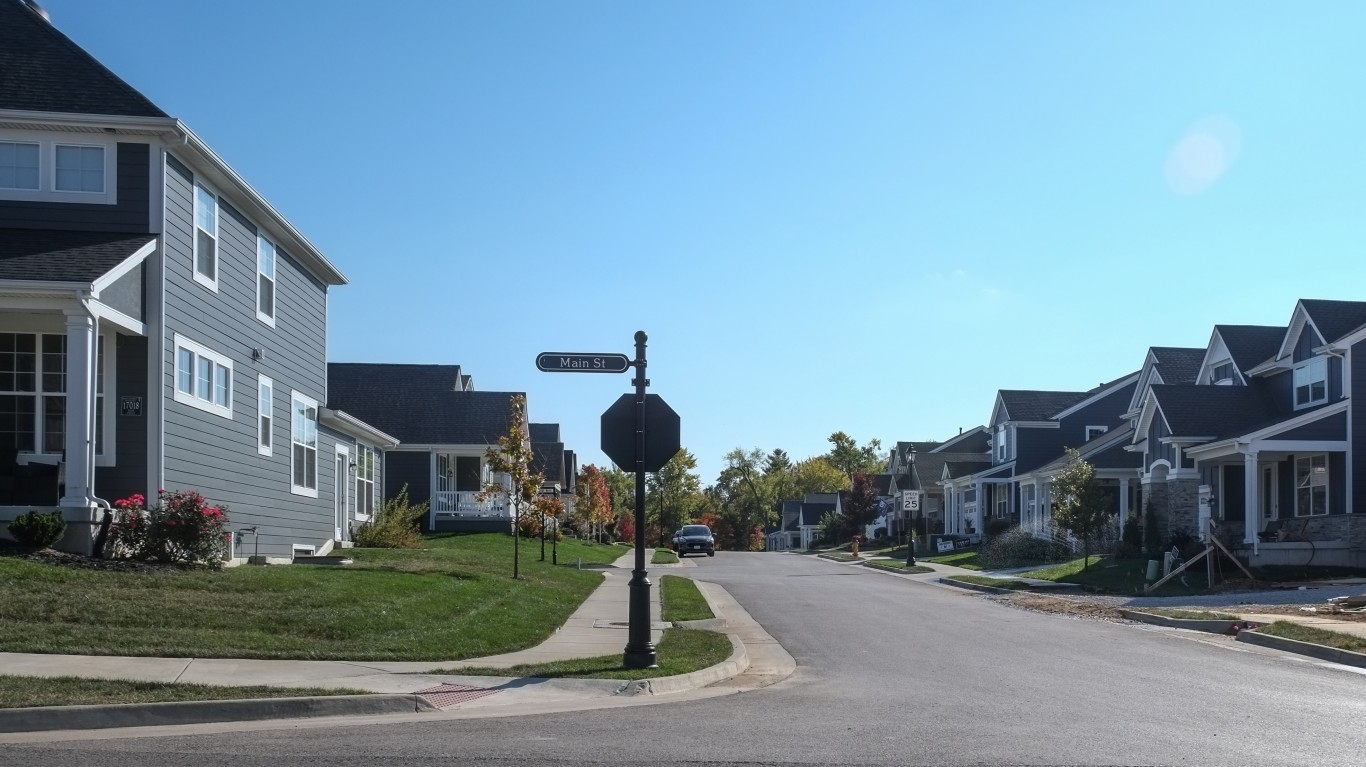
[9,552,1366,766]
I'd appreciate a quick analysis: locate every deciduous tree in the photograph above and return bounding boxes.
[1052,448,1114,572]
[482,394,543,579]
[823,432,884,482]
[846,472,881,529]
[646,449,702,546]
[792,457,850,496]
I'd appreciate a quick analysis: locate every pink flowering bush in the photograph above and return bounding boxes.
[108,489,230,567]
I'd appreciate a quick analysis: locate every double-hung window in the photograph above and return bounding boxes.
[257,235,276,325]
[1294,454,1328,516]
[0,332,107,456]
[356,444,376,518]
[257,376,273,456]
[1293,357,1328,409]
[173,335,232,418]
[194,184,218,290]
[291,392,318,496]
[995,424,1014,462]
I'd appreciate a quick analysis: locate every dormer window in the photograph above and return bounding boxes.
[1210,362,1235,385]
[1293,357,1328,409]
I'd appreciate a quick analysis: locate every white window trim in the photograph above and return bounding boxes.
[0,130,116,204]
[1293,357,1328,410]
[257,374,273,457]
[53,142,107,194]
[355,442,376,522]
[1085,425,1108,442]
[172,334,233,419]
[256,234,277,327]
[193,182,220,292]
[1294,454,1329,517]
[291,390,320,498]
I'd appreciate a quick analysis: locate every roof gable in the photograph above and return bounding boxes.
[0,1,167,117]
[996,389,1088,423]
[327,363,520,446]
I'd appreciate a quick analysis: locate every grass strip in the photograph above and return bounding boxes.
[1138,608,1238,621]
[440,628,732,680]
[660,575,713,622]
[0,533,625,661]
[1018,556,1207,596]
[923,549,983,570]
[651,549,679,565]
[863,561,934,573]
[1257,621,1366,653]
[948,575,1031,590]
[819,553,861,562]
[0,675,366,710]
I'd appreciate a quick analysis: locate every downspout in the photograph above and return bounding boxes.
[76,293,113,514]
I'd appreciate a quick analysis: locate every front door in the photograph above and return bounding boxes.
[335,447,349,540]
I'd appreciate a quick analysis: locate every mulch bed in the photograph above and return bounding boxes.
[0,540,207,574]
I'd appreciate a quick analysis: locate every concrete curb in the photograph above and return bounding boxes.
[0,694,437,734]
[632,633,749,696]
[1236,629,1366,669]
[816,554,859,563]
[675,617,727,631]
[1118,609,1249,635]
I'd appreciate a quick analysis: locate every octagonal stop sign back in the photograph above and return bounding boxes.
[600,393,681,472]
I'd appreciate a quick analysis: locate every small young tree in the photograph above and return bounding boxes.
[1051,448,1114,572]
[481,394,544,579]
[845,472,881,530]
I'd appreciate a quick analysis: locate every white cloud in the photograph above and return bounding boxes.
[1164,115,1242,196]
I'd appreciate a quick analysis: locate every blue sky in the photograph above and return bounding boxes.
[44,1,1366,482]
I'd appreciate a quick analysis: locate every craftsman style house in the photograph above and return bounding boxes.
[0,0,393,560]
[1132,301,1366,567]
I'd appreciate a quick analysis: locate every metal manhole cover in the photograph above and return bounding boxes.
[413,683,501,709]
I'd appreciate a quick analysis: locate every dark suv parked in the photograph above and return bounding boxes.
[674,524,715,557]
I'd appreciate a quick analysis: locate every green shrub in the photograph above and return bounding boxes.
[979,526,1072,569]
[107,490,230,567]
[353,485,427,549]
[7,509,65,550]
[1116,513,1143,558]
[1143,500,1162,559]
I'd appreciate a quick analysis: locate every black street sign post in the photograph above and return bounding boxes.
[536,333,681,669]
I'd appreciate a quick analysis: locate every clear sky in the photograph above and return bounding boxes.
[41,0,1366,483]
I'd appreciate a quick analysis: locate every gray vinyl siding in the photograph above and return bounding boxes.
[159,154,335,559]
[0,142,151,232]
[1355,342,1366,511]
[95,334,148,504]
[100,263,144,321]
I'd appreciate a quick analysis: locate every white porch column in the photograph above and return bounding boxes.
[1244,450,1259,552]
[1118,477,1130,538]
[59,311,96,509]
[974,479,984,536]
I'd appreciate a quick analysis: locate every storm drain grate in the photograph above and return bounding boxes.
[413,683,501,709]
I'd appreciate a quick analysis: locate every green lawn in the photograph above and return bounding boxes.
[923,548,983,570]
[948,574,1030,590]
[651,549,679,565]
[1019,556,1208,596]
[0,533,626,661]
[863,561,934,574]
[660,575,713,622]
[1257,621,1366,653]
[445,627,733,680]
[0,676,367,710]
[1138,608,1238,620]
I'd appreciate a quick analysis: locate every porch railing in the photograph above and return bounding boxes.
[432,491,509,517]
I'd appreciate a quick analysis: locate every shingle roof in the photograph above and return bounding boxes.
[1301,299,1366,345]
[943,458,992,480]
[800,502,834,526]
[1215,326,1286,372]
[909,452,990,490]
[1150,347,1206,385]
[931,428,990,454]
[532,442,565,484]
[871,474,894,495]
[327,363,519,445]
[529,423,560,443]
[0,1,167,117]
[0,229,154,282]
[1149,384,1278,440]
[998,390,1088,422]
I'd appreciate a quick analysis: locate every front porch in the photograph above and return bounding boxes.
[427,453,513,532]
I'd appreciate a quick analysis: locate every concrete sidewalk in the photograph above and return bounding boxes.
[0,549,777,734]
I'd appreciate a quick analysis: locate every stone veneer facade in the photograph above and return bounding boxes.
[1140,478,1200,543]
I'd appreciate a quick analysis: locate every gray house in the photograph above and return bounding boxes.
[0,1,389,560]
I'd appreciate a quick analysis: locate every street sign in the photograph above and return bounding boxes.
[902,491,921,512]
[601,393,681,473]
[536,352,630,373]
